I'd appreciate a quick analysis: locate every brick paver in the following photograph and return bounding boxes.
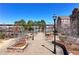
[0,32,64,55]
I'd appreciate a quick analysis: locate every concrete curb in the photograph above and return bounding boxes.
[7,41,28,50]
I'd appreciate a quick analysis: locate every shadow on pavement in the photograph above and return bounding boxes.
[52,41,69,55]
[41,41,69,55]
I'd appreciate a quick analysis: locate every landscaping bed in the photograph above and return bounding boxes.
[58,34,79,55]
[57,40,79,55]
[14,42,26,47]
[7,38,28,51]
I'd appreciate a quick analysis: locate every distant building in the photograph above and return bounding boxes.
[46,24,54,32]
[33,24,54,33]
[0,24,24,38]
[57,16,71,35]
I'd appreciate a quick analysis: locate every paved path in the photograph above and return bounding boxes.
[0,32,64,55]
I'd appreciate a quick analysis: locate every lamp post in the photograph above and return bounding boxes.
[53,15,57,54]
[45,25,46,36]
[32,25,34,40]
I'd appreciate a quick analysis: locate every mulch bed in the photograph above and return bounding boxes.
[46,34,79,55]
[57,41,79,55]
[7,38,28,52]
[13,42,26,47]
[13,38,26,47]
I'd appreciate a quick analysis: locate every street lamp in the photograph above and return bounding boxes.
[32,25,34,40]
[52,15,57,54]
[45,25,46,36]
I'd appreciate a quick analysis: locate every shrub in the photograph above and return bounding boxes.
[59,35,67,42]
[0,32,5,39]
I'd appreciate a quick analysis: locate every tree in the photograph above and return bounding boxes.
[14,19,27,30]
[14,19,46,32]
[37,20,46,32]
[34,21,38,26]
[27,20,34,31]
[41,20,46,31]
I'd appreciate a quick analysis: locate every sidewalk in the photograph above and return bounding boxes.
[0,32,64,55]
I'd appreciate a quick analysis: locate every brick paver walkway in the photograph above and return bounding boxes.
[0,32,64,55]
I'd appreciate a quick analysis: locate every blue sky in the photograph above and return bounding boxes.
[0,3,79,24]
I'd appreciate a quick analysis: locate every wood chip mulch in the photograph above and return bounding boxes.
[13,38,27,47]
[57,41,79,55]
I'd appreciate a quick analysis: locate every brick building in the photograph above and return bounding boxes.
[0,24,24,38]
[57,16,71,35]
[70,8,79,37]
[45,24,54,33]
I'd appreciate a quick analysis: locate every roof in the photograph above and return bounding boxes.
[58,16,70,20]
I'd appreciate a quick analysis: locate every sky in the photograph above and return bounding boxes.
[0,3,79,24]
